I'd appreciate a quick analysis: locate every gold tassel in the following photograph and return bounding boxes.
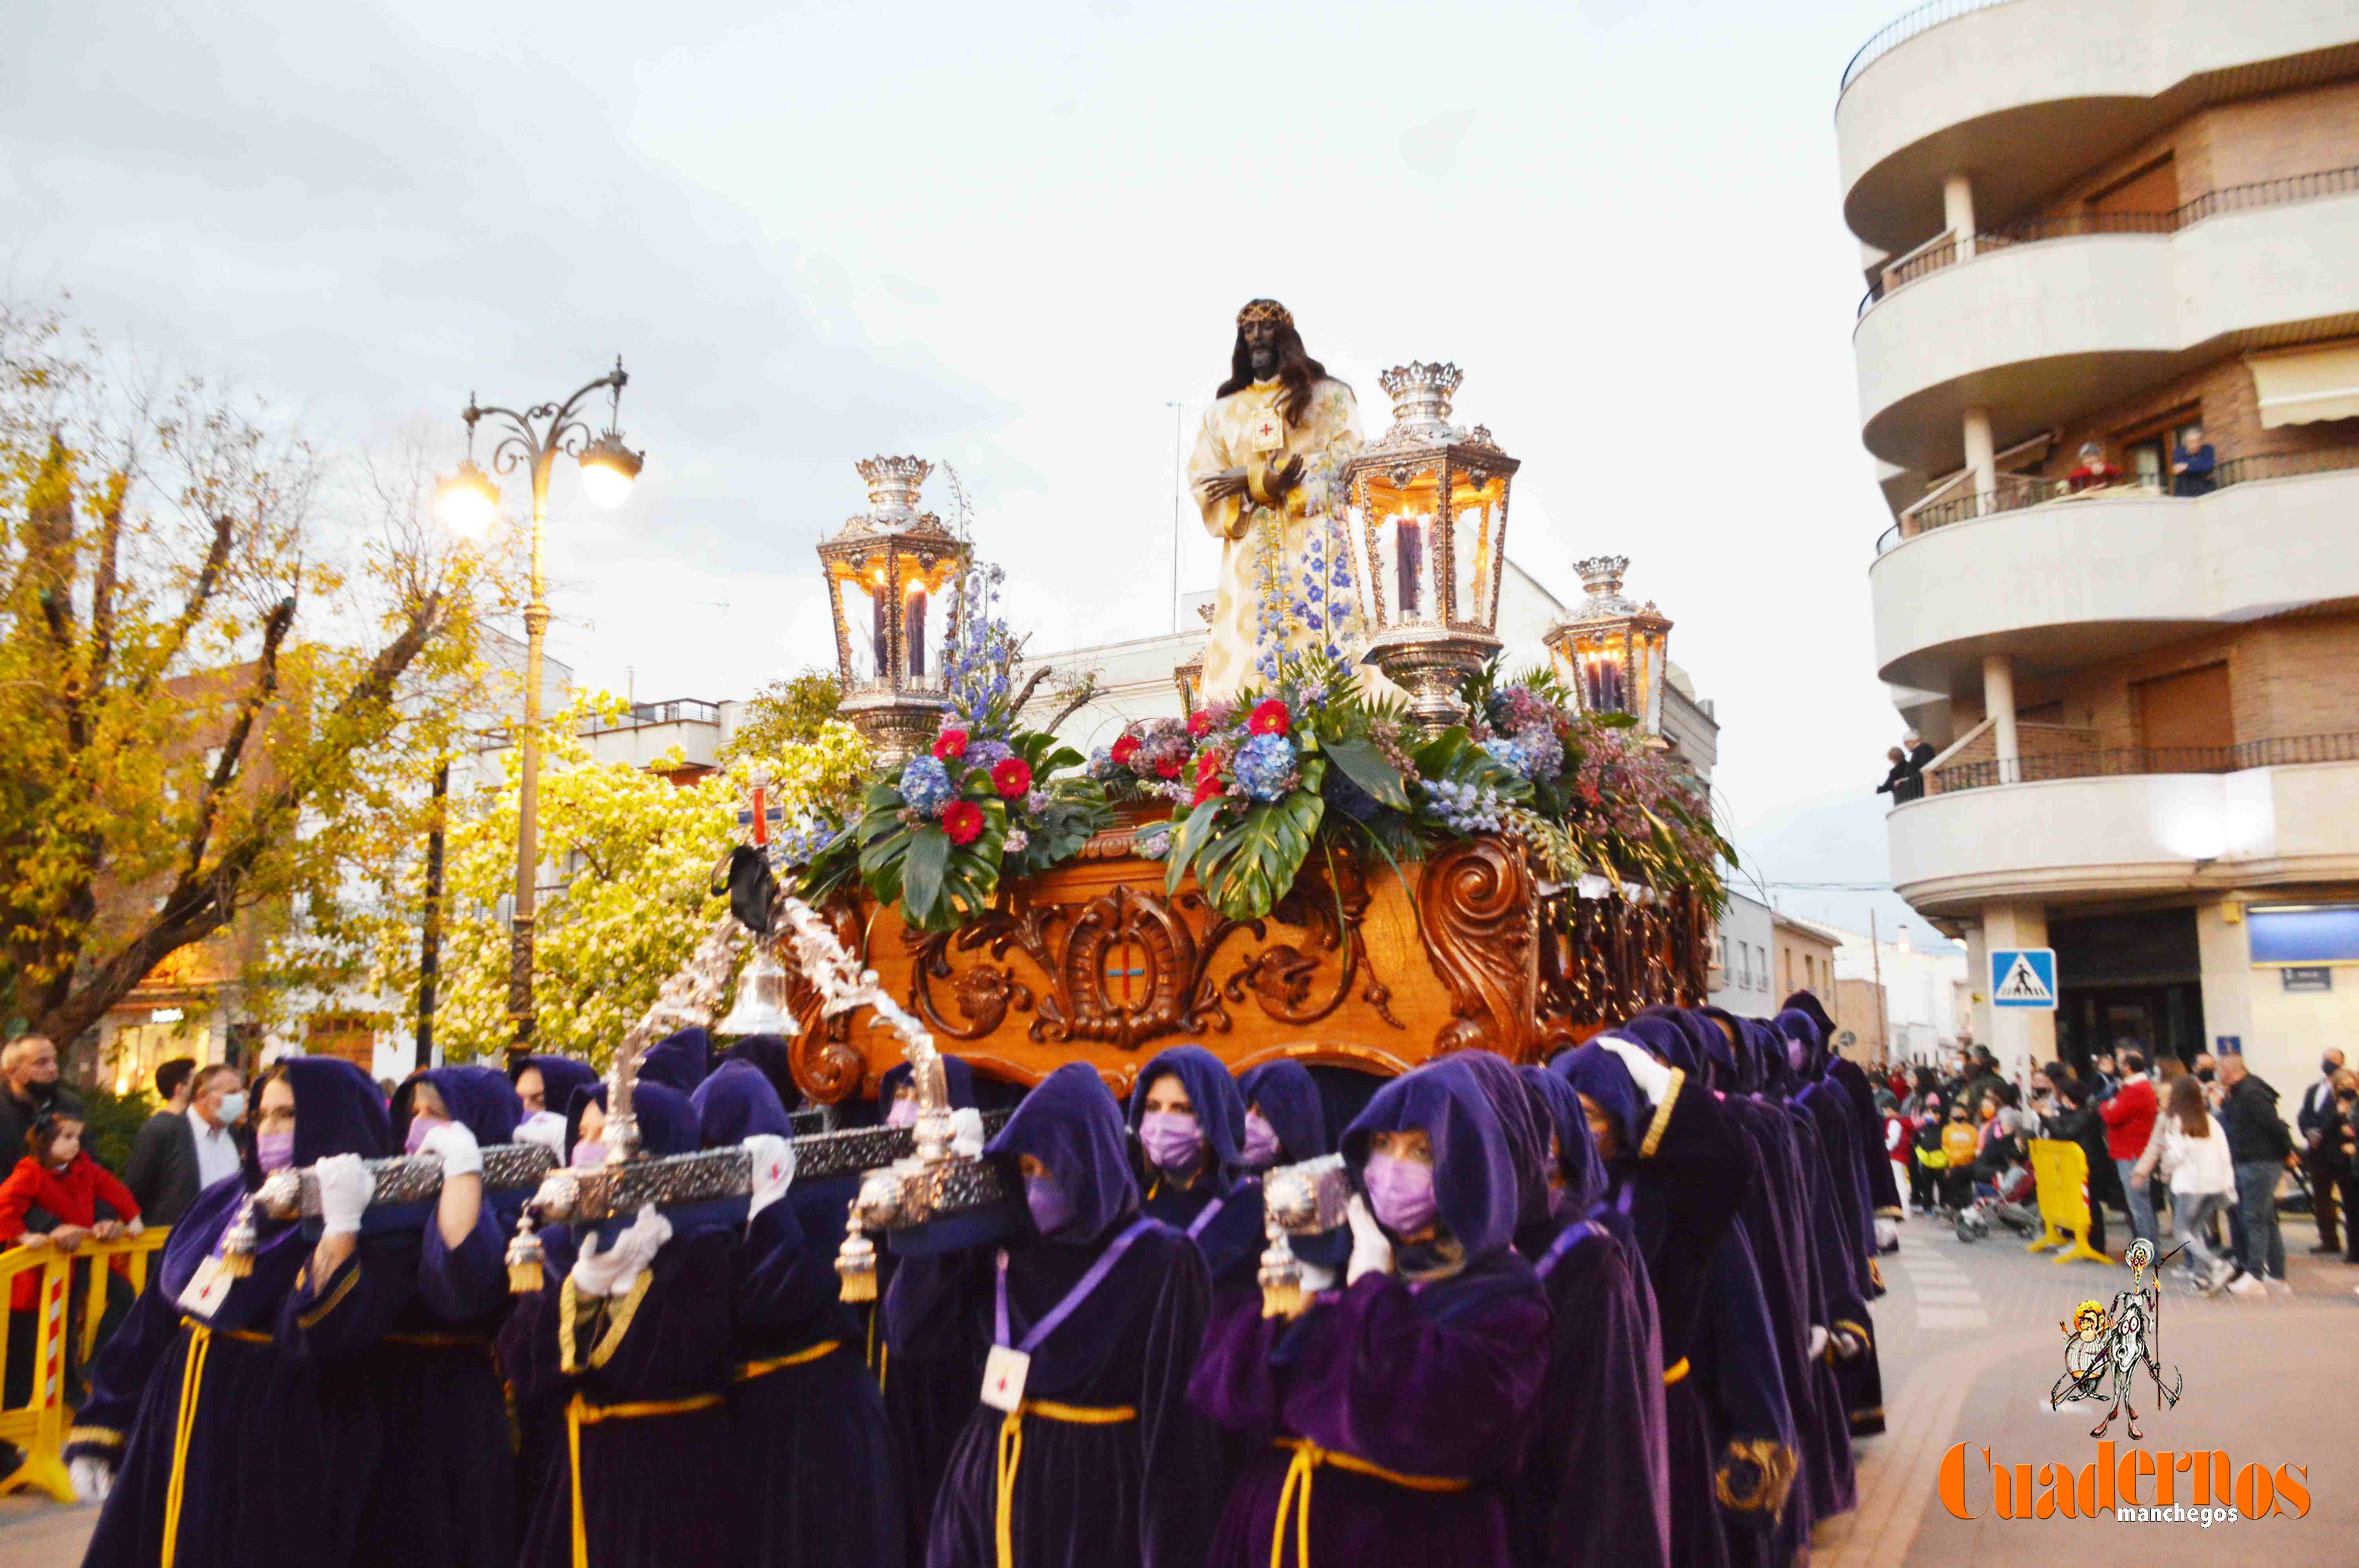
[836,1223,877,1304]
[1261,1280,1307,1320]
[220,1249,253,1280]
[220,1199,258,1278]
[506,1217,546,1295]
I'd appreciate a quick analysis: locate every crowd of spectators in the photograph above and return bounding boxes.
[1879,1040,2334,1297]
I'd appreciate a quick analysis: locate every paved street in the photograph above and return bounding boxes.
[6,1214,2352,1568]
[1814,1208,2357,1567]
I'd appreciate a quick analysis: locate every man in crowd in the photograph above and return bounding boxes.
[2298,1047,2347,1255]
[2099,1049,2159,1247]
[0,1035,80,1160]
[2215,1049,2294,1293]
[122,1060,245,1224]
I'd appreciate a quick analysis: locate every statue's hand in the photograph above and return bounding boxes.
[1274,454,1306,494]
[1201,468,1248,501]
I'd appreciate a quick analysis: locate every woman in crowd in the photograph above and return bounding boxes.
[1191,1055,1550,1568]
[501,1077,740,1568]
[67,1057,393,1568]
[2133,1075,2239,1294]
[1517,1063,1670,1568]
[1129,1045,1265,1291]
[887,1061,1223,1568]
[693,1059,904,1567]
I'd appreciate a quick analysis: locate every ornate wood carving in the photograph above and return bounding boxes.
[785,894,870,1103]
[1417,837,1538,1061]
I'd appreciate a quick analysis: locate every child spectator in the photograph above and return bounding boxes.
[0,1109,144,1401]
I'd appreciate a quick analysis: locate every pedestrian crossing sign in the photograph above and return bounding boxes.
[1991,948,2057,1009]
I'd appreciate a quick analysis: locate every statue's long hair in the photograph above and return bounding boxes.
[1216,318,1327,428]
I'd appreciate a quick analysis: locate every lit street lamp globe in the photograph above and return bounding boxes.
[578,431,644,510]
[437,462,501,537]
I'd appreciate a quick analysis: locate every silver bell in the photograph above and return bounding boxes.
[716,939,799,1038]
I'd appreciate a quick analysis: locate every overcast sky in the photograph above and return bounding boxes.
[4,0,1957,944]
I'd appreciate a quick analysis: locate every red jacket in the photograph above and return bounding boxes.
[0,1153,142,1310]
[2098,1078,2158,1161]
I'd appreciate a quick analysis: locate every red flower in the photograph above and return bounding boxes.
[941,799,984,846]
[1187,710,1213,739]
[1155,755,1182,780]
[1110,734,1141,767]
[990,757,1034,799]
[1192,774,1225,806]
[1195,749,1225,783]
[932,728,969,762]
[1248,699,1291,738]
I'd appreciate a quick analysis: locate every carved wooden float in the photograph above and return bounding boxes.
[780,806,1713,1105]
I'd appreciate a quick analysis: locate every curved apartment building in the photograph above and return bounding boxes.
[1841,0,2359,1086]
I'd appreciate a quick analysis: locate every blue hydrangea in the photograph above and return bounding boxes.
[965,738,1014,772]
[1516,724,1565,780]
[1232,731,1299,802]
[1481,735,1531,779]
[1423,778,1504,834]
[1024,789,1052,816]
[767,813,842,869]
[899,755,953,817]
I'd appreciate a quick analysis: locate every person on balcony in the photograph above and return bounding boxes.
[2067,441,2122,493]
[1874,747,1916,804]
[2170,424,2217,497]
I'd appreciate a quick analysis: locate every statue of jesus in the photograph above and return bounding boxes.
[1188,299,1364,701]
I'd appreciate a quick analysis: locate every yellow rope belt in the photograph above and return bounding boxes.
[735,1339,841,1383]
[161,1321,269,1568]
[994,1400,1136,1568]
[1267,1437,1472,1568]
[1664,1357,1691,1386]
[565,1390,725,1568]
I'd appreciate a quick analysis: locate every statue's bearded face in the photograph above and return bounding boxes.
[1243,317,1281,379]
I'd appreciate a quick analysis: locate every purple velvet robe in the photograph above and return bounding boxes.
[694,1062,904,1568]
[1133,1045,1268,1292]
[70,1058,392,1568]
[889,1063,1225,1568]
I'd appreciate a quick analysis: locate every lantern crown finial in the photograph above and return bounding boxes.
[853,455,933,529]
[1574,554,1632,605]
[1377,362,1464,439]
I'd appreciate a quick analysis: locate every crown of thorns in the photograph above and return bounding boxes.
[1236,298,1294,329]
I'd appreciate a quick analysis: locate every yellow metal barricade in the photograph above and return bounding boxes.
[0,1229,170,1501]
[2025,1138,2108,1264]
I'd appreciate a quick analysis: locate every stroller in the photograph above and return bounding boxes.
[1956,1152,2042,1243]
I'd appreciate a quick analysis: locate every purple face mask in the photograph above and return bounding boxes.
[256,1131,296,1173]
[885,1097,919,1129]
[570,1140,607,1169]
[404,1116,438,1155]
[1787,1038,1807,1071]
[1363,1151,1438,1236]
[1138,1111,1203,1175]
[1240,1111,1280,1169]
[1025,1172,1074,1238]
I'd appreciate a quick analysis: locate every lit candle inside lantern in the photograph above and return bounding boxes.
[1396,515,1424,618]
[870,591,890,681]
[903,587,928,679]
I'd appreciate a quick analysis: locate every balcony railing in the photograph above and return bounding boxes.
[1857,162,2359,317]
[579,698,722,735]
[1930,731,2359,793]
[1874,445,2359,554]
[1839,0,2021,100]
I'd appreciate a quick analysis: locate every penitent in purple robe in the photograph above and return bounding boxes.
[693,1061,904,1568]
[1517,1065,1671,1568]
[502,1081,743,1568]
[889,1063,1224,1568]
[70,1058,393,1568]
[1132,1046,1268,1292]
[1192,1057,1552,1568]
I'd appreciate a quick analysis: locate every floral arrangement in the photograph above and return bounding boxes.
[797,561,1112,930]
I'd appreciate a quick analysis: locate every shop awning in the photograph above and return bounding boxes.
[2246,340,2359,427]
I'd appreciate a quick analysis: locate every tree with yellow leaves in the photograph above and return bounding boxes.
[0,295,487,1048]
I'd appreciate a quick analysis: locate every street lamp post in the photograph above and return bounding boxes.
[439,358,644,1056]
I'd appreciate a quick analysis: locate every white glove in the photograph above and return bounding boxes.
[568,1232,631,1298]
[1296,1260,1339,1294]
[1807,1325,1830,1362]
[1597,1036,1676,1106]
[743,1134,795,1223]
[1832,1326,1866,1361]
[1344,1193,1394,1285]
[419,1120,482,1180]
[949,1106,985,1158]
[69,1455,113,1504]
[514,1111,567,1156]
[316,1154,372,1238]
[600,1204,672,1297]
[1874,1217,1899,1252]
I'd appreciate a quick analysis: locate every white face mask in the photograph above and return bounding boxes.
[213,1091,247,1125]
